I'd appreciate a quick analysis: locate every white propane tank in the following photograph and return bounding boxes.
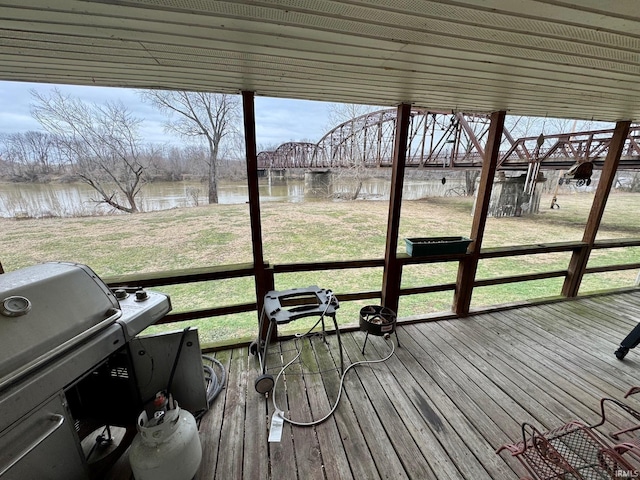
[129,403,202,480]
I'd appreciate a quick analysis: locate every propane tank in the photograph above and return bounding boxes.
[129,392,202,480]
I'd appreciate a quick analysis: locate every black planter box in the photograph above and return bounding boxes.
[405,236,472,256]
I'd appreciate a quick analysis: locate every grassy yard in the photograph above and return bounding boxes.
[2,190,639,346]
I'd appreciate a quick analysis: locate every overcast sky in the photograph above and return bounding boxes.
[0,80,336,150]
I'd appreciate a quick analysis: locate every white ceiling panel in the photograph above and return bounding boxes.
[1,0,640,121]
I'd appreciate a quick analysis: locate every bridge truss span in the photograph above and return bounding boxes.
[257,108,640,172]
[257,108,494,170]
[257,142,317,169]
[498,126,640,170]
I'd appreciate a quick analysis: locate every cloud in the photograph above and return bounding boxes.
[0,112,40,133]
[0,81,346,148]
[254,97,332,145]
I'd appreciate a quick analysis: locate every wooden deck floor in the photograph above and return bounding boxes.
[112,290,640,479]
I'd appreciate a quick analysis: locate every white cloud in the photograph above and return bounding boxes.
[254,96,333,146]
[0,112,40,132]
[0,81,349,149]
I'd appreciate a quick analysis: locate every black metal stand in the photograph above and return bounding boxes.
[250,286,343,394]
[361,330,400,354]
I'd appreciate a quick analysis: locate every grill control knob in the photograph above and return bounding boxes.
[135,290,149,302]
[114,289,129,300]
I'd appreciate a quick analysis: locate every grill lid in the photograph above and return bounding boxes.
[0,262,120,387]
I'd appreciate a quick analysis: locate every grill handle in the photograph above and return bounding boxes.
[0,308,123,391]
[0,414,65,477]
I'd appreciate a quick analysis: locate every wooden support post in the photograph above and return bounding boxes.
[381,103,412,315]
[453,111,506,316]
[562,120,631,297]
[241,91,270,339]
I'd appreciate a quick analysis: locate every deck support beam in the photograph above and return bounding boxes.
[382,103,412,314]
[562,120,631,297]
[453,111,506,316]
[242,91,273,338]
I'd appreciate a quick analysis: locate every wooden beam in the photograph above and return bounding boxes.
[453,110,506,316]
[381,103,412,315]
[105,263,256,287]
[273,258,384,273]
[241,91,270,335]
[562,120,631,297]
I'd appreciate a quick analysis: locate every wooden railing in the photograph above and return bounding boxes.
[104,238,640,347]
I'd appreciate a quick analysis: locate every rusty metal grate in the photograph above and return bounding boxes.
[497,413,638,479]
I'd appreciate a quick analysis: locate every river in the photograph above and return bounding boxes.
[0,176,466,218]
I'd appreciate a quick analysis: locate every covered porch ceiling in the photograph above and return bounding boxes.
[2,1,640,123]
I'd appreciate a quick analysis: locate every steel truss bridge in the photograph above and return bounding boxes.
[257,109,640,172]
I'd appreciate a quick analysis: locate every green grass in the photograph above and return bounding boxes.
[2,191,639,346]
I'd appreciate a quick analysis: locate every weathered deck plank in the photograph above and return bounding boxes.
[367,329,517,479]
[304,336,354,480]
[329,334,410,480]
[312,332,380,480]
[195,348,231,480]
[109,290,640,479]
[241,350,269,480]
[275,338,324,480]
[340,332,439,479]
[355,332,499,479]
[265,342,297,480]
[212,347,246,479]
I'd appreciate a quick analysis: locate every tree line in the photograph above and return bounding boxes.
[0,89,242,213]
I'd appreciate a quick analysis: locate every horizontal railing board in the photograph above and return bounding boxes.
[473,270,568,287]
[104,262,258,287]
[272,258,384,273]
[584,262,640,274]
[478,241,587,258]
[592,238,640,249]
[159,303,258,324]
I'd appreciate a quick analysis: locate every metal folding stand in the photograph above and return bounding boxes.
[249,286,343,394]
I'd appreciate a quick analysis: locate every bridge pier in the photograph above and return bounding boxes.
[304,170,332,196]
[267,168,286,183]
[485,172,546,217]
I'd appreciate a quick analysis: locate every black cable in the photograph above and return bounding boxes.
[194,355,226,422]
[202,356,226,401]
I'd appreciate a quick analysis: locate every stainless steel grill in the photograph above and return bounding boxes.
[0,262,171,479]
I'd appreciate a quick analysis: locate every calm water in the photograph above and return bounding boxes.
[0,176,465,218]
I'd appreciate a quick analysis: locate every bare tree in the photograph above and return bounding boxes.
[325,103,382,200]
[31,89,146,213]
[505,116,605,139]
[326,103,380,130]
[1,131,60,179]
[140,90,240,203]
[504,116,542,140]
[338,133,368,200]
